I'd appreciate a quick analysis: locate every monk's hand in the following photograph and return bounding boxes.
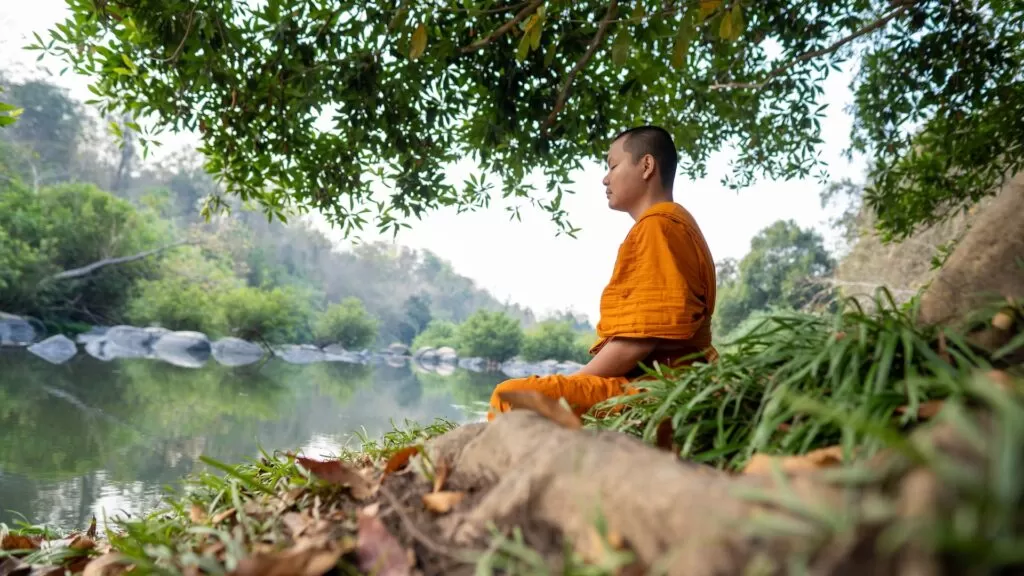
[576,337,658,378]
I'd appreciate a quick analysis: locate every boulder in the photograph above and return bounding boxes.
[0,313,36,347]
[415,346,439,364]
[436,346,458,364]
[556,361,583,375]
[84,339,115,362]
[212,337,265,367]
[152,331,212,368]
[500,358,534,379]
[323,344,366,364]
[105,325,156,357]
[75,326,110,344]
[458,356,487,372]
[275,344,327,364]
[27,335,78,365]
[387,342,411,356]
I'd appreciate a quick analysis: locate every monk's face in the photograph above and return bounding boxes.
[602,137,651,213]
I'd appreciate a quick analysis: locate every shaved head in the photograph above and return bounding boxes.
[612,126,678,190]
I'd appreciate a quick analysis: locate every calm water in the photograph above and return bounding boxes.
[0,350,501,531]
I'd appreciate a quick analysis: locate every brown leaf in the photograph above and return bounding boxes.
[896,400,945,420]
[383,446,420,477]
[0,533,40,551]
[985,369,1016,392]
[356,504,413,576]
[190,503,207,523]
[282,512,312,538]
[82,552,130,576]
[742,446,845,475]
[432,458,450,493]
[296,456,376,500]
[496,389,582,429]
[69,535,96,551]
[938,331,952,364]
[422,491,465,514]
[86,516,97,539]
[232,540,344,576]
[992,311,1014,331]
[655,418,675,451]
[211,508,237,524]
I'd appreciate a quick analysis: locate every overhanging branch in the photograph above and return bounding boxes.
[461,0,546,54]
[41,240,193,284]
[710,1,918,91]
[540,0,619,136]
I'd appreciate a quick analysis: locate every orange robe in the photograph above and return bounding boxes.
[488,202,718,420]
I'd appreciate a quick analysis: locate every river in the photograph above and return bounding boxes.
[0,350,501,532]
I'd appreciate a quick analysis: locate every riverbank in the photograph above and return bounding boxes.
[2,298,1022,575]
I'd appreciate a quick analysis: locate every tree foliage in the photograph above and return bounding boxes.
[456,310,523,362]
[33,1,1024,239]
[520,320,590,363]
[715,219,835,336]
[312,297,380,349]
[411,320,459,351]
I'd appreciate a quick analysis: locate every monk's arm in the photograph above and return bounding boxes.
[576,337,658,378]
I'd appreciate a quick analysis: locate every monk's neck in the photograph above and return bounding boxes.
[628,195,675,221]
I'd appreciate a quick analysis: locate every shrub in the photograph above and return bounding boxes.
[312,297,379,349]
[520,320,590,363]
[411,320,459,351]
[456,310,523,362]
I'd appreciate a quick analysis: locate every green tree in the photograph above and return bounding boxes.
[312,297,379,349]
[520,320,590,363]
[714,220,835,336]
[457,310,523,362]
[38,2,1023,241]
[411,320,459,351]
[397,293,433,345]
[0,77,86,186]
[220,286,313,343]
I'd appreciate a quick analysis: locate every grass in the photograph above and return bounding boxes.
[3,291,1021,575]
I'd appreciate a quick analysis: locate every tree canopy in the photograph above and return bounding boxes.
[31,1,1023,239]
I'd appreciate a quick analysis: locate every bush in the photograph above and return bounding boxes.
[312,297,379,349]
[220,286,312,343]
[456,310,523,362]
[520,320,590,363]
[411,320,459,351]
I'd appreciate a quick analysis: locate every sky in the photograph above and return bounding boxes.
[0,2,867,323]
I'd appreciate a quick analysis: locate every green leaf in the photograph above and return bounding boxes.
[112,67,134,75]
[671,24,694,69]
[612,29,630,67]
[121,52,136,71]
[409,23,427,60]
[516,32,531,62]
[720,3,744,42]
[543,41,557,68]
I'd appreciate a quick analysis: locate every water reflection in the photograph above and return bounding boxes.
[0,351,501,530]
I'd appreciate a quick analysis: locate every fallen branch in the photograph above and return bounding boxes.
[460,0,546,54]
[540,0,618,135]
[41,240,192,284]
[710,0,917,91]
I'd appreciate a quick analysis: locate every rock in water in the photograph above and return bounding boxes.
[387,342,410,356]
[0,313,36,347]
[104,325,156,357]
[458,357,487,372]
[27,335,78,364]
[75,326,110,344]
[274,344,326,364]
[152,331,212,368]
[436,346,458,364]
[212,337,265,367]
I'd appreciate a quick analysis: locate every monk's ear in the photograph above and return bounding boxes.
[641,154,656,181]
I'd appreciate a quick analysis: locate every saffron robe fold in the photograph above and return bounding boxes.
[488,202,718,421]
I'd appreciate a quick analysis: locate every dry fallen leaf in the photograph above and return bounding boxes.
[357,505,413,576]
[232,539,344,576]
[86,516,97,539]
[282,512,312,538]
[69,535,96,551]
[422,491,465,514]
[992,311,1014,331]
[0,533,41,551]
[190,503,207,523]
[432,458,450,493]
[211,508,237,525]
[497,389,582,429]
[383,446,420,477]
[896,400,945,420]
[296,456,376,500]
[742,445,845,475]
[82,552,130,576]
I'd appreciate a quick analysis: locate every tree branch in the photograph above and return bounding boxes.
[540,0,618,136]
[460,0,546,54]
[709,1,917,91]
[42,240,192,284]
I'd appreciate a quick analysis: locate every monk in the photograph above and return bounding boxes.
[487,125,717,421]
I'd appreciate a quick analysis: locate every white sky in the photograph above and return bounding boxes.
[1,2,866,323]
